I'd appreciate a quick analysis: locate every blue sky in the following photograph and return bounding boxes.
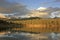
[6,0,60,9]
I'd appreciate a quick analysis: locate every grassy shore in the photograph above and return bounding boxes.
[0,18,60,33]
[10,18,60,33]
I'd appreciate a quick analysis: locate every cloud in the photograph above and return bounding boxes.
[51,11,60,18]
[0,0,60,18]
[54,0,60,2]
[39,0,55,6]
[37,7,47,11]
[38,7,60,18]
[0,0,30,16]
[40,0,60,6]
[0,13,6,18]
[26,7,60,18]
[45,7,60,18]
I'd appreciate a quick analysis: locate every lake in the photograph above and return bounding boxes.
[0,32,60,40]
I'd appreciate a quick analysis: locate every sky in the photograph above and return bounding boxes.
[0,0,60,18]
[6,0,60,9]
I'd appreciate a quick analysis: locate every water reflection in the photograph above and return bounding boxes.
[0,32,60,40]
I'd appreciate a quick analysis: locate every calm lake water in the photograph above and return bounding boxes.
[0,32,60,40]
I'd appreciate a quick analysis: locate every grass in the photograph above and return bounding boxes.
[9,18,60,33]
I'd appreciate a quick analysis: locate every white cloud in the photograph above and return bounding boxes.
[51,11,60,18]
[37,7,47,11]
